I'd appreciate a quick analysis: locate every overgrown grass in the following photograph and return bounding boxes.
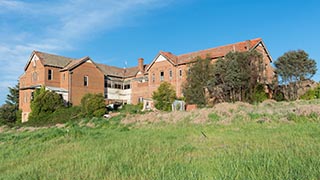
[1,102,320,179]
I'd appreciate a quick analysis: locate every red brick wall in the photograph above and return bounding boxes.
[69,61,104,105]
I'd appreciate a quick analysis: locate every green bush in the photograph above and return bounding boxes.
[251,84,268,103]
[120,104,143,114]
[81,93,106,118]
[26,106,81,127]
[300,85,320,100]
[29,87,65,122]
[273,90,285,101]
[152,82,176,111]
[0,104,17,125]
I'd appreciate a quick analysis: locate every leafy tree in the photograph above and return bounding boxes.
[152,82,176,111]
[0,82,20,124]
[81,93,106,117]
[209,50,265,103]
[29,87,65,121]
[183,57,214,105]
[275,50,317,100]
[6,83,19,108]
[0,104,16,124]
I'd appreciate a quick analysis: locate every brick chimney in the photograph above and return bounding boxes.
[138,58,144,73]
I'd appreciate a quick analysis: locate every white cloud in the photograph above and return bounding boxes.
[0,0,175,104]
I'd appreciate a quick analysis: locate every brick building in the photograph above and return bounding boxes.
[19,38,274,122]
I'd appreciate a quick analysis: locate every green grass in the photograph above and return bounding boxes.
[1,103,320,179]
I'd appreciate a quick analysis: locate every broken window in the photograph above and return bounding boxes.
[160,71,164,81]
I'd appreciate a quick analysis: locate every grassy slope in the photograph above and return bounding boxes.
[1,101,320,180]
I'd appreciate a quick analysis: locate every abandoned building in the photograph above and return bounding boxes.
[19,38,274,122]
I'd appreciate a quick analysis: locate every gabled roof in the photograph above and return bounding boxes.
[60,56,92,71]
[146,38,265,72]
[96,64,139,78]
[176,38,262,64]
[35,51,75,67]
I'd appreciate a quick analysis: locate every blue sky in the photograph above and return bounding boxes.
[0,0,320,104]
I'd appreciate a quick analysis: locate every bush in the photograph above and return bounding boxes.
[152,82,176,111]
[26,106,81,127]
[119,104,143,114]
[0,104,17,125]
[273,90,285,101]
[251,84,268,103]
[29,87,65,122]
[81,93,106,118]
[300,85,320,100]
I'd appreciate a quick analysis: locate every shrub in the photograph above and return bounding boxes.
[81,93,106,118]
[26,106,81,127]
[120,104,143,114]
[0,104,17,125]
[152,82,176,111]
[300,85,320,100]
[29,87,65,122]
[251,84,268,103]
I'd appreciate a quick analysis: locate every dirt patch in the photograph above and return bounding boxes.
[121,108,214,125]
[294,105,320,116]
[17,126,47,132]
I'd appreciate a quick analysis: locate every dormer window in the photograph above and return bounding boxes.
[48,69,53,80]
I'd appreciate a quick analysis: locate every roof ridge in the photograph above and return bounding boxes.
[177,38,262,57]
[34,50,77,60]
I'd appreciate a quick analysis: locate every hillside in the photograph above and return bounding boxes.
[1,100,320,179]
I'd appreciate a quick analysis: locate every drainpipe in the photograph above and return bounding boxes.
[69,71,73,105]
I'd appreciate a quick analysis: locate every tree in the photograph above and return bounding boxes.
[209,50,264,103]
[275,50,317,100]
[183,57,214,105]
[0,82,20,124]
[29,87,65,121]
[152,82,176,111]
[81,93,106,117]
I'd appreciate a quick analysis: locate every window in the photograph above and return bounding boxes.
[169,70,172,79]
[179,69,182,78]
[84,76,88,86]
[188,68,191,75]
[124,84,131,89]
[62,73,66,81]
[32,72,37,82]
[160,71,164,81]
[138,97,143,103]
[152,73,155,83]
[114,84,122,89]
[33,60,36,67]
[107,83,112,88]
[48,69,53,80]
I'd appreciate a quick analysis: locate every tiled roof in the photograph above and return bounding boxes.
[61,56,90,71]
[34,51,75,68]
[161,38,262,65]
[97,64,139,78]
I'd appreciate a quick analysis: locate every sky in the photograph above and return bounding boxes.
[0,0,320,104]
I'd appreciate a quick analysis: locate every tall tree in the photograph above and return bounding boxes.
[6,83,19,108]
[0,82,20,124]
[209,50,264,103]
[183,57,214,105]
[275,50,317,100]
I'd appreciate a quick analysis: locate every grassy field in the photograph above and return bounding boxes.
[1,100,320,179]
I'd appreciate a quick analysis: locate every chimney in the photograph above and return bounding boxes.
[138,58,144,73]
[245,40,252,50]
